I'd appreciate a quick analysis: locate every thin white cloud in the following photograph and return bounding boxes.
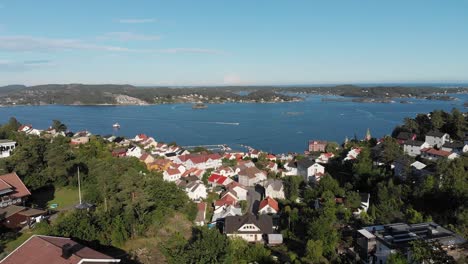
[0,36,134,52]
[0,36,226,56]
[100,32,161,41]
[119,18,156,24]
[0,59,54,72]
[159,48,225,55]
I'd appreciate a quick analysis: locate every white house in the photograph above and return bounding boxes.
[344,148,362,161]
[224,214,274,243]
[263,179,285,200]
[421,148,458,161]
[297,159,325,183]
[225,182,248,201]
[258,197,279,215]
[403,140,430,157]
[238,167,267,187]
[425,131,450,148]
[315,152,335,164]
[283,161,298,176]
[442,141,468,154]
[211,204,242,222]
[353,193,370,217]
[215,166,236,177]
[185,181,207,201]
[175,153,222,170]
[163,168,183,182]
[126,145,143,158]
[0,140,16,158]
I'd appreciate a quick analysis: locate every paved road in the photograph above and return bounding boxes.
[246,186,262,214]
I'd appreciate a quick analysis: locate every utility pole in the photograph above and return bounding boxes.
[78,167,82,205]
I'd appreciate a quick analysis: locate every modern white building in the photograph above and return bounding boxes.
[0,140,16,158]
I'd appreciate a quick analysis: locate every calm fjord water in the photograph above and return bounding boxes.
[1,95,467,153]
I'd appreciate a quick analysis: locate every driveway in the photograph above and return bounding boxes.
[246,186,262,214]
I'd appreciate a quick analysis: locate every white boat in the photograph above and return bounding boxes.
[112,123,121,129]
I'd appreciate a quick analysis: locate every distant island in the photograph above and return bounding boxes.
[0,84,466,106]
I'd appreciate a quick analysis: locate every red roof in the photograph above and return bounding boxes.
[214,193,237,207]
[1,235,117,264]
[259,196,279,212]
[137,134,148,140]
[0,172,31,199]
[177,153,222,164]
[197,202,206,212]
[166,168,181,175]
[423,148,452,157]
[208,174,228,185]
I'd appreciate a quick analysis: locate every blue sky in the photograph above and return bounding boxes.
[0,0,467,86]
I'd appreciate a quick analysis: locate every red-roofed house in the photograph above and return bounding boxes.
[0,235,120,264]
[258,197,279,215]
[163,168,183,182]
[315,152,335,164]
[266,154,277,161]
[0,172,31,208]
[215,192,238,209]
[207,174,233,187]
[421,148,458,161]
[111,148,127,157]
[134,134,148,142]
[174,153,222,170]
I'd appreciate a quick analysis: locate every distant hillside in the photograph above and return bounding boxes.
[0,84,466,106]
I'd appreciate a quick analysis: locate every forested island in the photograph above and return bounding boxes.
[0,84,466,106]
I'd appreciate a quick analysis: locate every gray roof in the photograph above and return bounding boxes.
[426,130,446,137]
[0,139,16,144]
[224,213,273,234]
[296,158,317,169]
[404,140,425,147]
[265,179,283,191]
[396,132,414,140]
[0,205,25,220]
[363,222,466,249]
[442,141,465,149]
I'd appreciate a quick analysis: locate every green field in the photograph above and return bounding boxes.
[47,187,79,210]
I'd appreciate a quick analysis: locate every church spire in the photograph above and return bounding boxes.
[365,128,371,141]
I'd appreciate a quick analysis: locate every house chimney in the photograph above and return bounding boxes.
[61,243,73,259]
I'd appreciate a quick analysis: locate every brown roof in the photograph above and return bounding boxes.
[1,235,119,264]
[423,148,452,157]
[0,172,31,199]
[0,205,26,220]
[238,166,266,179]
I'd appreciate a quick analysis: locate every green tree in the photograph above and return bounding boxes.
[302,239,326,263]
[51,120,67,132]
[325,142,340,153]
[431,110,445,130]
[181,227,229,264]
[410,240,455,264]
[387,252,408,264]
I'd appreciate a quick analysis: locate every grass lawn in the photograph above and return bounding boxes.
[47,187,79,210]
[4,230,35,253]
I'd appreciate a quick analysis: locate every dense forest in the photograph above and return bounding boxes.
[0,108,467,263]
[0,84,466,105]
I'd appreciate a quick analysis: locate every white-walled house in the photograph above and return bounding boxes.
[263,179,285,200]
[225,182,248,201]
[185,181,207,201]
[421,148,458,161]
[403,140,430,157]
[163,168,183,182]
[425,131,450,148]
[297,159,325,183]
[126,145,143,158]
[224,214,274,243]
[258,197,279,215]
[174,153,222,170]
[0,140,16,158]
[442,141,468,154]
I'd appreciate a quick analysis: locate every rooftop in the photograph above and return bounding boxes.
[0,235,120,264]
